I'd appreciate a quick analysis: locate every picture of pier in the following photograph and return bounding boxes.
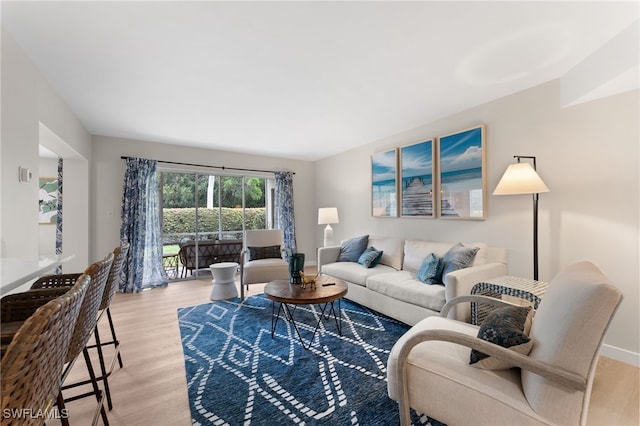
[401,139,434,217]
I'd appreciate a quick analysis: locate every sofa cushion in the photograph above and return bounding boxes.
[470,305,533,370]
[322,262,394,287]
[441,243,480,279]
[403,241,457,273]
[417,253,443,284]
[338,235,369,262]
[366,271,446,312]
[358,247,383,268]
[368,236,404,270]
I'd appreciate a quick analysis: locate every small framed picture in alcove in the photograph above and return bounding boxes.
[39,177,58,224]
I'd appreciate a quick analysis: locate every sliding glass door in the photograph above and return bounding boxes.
[160,170,273,281]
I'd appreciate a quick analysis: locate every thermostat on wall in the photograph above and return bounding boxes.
[18,166,32,183]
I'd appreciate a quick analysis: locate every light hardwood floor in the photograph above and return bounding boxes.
[55,276,639,426]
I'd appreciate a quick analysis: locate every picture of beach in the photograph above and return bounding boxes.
[438,125,486,219]
[401,139,434,217]
[372,148,398,217]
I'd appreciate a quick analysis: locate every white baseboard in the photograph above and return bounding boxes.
[600,344,640,367]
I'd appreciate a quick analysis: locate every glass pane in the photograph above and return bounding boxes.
[245,176,268,231]
[160,171,272,281]
[218,176,244,239]
[161,172,197,279]
[196,174,218,240]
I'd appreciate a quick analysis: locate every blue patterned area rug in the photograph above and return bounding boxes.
[178,294,445,425]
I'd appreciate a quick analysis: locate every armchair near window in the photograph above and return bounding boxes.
[387,261,622,426]
[240,229,289,300]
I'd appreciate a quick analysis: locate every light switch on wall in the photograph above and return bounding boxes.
[18,166,32,183]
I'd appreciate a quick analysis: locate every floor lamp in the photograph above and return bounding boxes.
[318,207,339,247]
[493,156,550,281]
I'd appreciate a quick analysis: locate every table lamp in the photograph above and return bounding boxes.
[318,207,339,247]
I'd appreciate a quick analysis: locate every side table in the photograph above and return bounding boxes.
[209,262,239,300]
[471,276,549,325]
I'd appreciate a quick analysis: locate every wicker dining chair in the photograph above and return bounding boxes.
[1,286,75,352]
[28,245,129,413]
[1,273,90,426]
[1,253,113,424]
[56,252,113,426]
[73,243,129,410]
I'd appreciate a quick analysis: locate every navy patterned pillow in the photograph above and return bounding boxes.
[417,253,443,284]
[337,235,369,263]
[358,246,383,268]
[470,305,533,370]
[248,245,281,260]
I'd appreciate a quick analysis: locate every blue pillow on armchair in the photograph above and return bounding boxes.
[337,235,369,262]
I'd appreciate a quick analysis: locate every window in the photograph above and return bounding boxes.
[160,170,273,280]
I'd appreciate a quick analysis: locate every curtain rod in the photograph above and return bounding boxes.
[120,156,294,175]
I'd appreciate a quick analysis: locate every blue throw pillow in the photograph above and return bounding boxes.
[417,253,443,284]
[440,243,479,281]
[337,235,369,263]
[358,246,383,268]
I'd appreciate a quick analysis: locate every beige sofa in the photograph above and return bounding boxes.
[318,236,507,324]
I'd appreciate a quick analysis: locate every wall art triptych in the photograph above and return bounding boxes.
[371,124,486,220]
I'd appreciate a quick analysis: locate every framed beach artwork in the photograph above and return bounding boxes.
[437,124,487,219]
[371,148,398,217]
[39,177,59,224]
[400,139,435,218]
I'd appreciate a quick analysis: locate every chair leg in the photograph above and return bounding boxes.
[58,391,70,426]
[94,325,113,410]
[83,348,109,425]
[106,308,123,369]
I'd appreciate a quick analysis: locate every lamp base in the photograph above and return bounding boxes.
[323,224,334,247]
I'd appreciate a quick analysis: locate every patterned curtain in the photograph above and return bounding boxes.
[55,157,63,274]
[120,158,168,292]
[274,171,296,257]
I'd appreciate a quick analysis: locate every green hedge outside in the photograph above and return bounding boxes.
[162,207,266,235]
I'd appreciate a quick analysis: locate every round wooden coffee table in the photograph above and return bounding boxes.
[264,276,348,350]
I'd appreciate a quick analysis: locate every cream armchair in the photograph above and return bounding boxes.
[240,229,290,299]
[387,261,623,426]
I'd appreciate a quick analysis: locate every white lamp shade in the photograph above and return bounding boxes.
[318,207,339,225]
[493,163,550,195]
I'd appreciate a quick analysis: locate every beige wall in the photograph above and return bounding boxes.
[315,81,640,363]
[1,29,39,257]
[1,30,91,273]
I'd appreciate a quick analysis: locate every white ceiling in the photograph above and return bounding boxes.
[2,1,638,161]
